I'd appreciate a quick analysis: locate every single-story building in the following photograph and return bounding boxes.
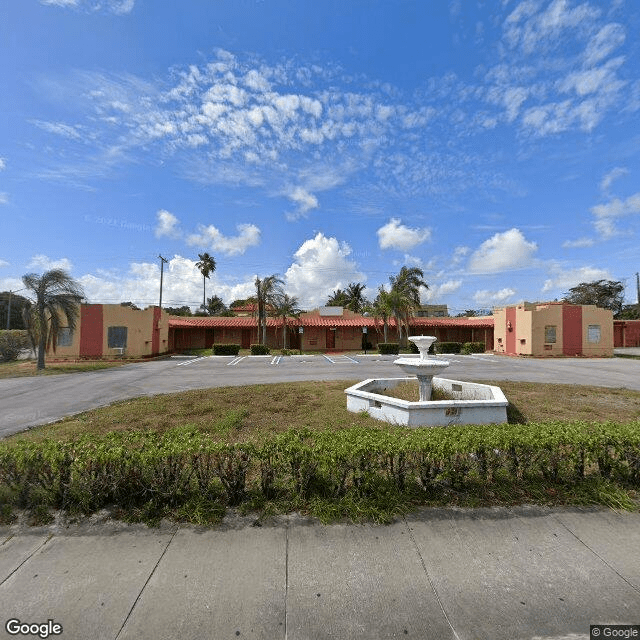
[45,301,635,360]
[493,302,613,357]
[48,304,170,359]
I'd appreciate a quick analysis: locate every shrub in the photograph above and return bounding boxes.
[212,344,240,356]
[0,330,30,362]
[378,343,400,355]
[435,341,462,354]
[250,344,270,355]
[462,342,485,354]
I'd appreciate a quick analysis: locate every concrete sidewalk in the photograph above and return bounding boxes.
[1,506,639,640]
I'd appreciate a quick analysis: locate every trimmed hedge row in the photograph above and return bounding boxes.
[250,344,270,355]
[1,420,639,512]
[212,344,240,356]
[378,343,400,355]
[462,342,485,354]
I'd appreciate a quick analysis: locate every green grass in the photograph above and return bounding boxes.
[0,359,130,379]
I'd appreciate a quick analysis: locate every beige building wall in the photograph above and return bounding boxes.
[581,305,613,357]
[529,303,564,356]
[101,306,169,357]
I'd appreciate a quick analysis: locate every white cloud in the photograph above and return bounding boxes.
[0,157,6,171]
[584,23,625,66]
[451,246,470,266]
[186,223,261,256]
[79,254,254,309]
[590,192,640,238]
[467,228,537,273]
[562,237,595,248]
[284,233,365,308]
[542,265,612,293]
[0,259,9,268]
[423,280,463,302]
[600,166,628,192]
[41,0,134,13]
[0,193,8,205]
[473,288,517,305]
[27,255,73,272]
[285,186,319,221]
[154,209,181,239]
[377,218,432,251]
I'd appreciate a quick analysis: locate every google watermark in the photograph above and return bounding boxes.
[591,625,640,639]
[5,619,63,638]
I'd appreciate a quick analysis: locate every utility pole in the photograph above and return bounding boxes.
[158,255,168,309]
[636,272,639,305]
[6,290,11,330]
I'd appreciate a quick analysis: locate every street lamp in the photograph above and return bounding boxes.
[362,326,368,355]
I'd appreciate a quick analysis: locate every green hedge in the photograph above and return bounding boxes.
[0,330,30,362]
[1,420,639,515]
[378,343,400,355]
[212,344,241,356]
[435,342,462,354]
[250,344,270,355]
[462,342,485,354]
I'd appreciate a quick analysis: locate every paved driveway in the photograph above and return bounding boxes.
[2,353,640,438]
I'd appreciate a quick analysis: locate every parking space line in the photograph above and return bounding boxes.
[227,356,245,366]
[176,356,209,367]
[270,356,282,365]
[322,354,335,364]
[344,355,359,363]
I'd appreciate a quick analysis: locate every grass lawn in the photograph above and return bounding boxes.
[9,379,640,445]
[0,358,144,379]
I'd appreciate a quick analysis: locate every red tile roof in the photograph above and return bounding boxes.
[168,315,494,329]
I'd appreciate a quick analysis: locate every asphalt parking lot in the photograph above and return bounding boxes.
[2,353,640,438]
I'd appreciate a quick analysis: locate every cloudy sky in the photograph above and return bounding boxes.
[1,0,639,312]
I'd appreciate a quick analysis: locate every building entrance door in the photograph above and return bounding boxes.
[241,329,251,349]
[326,328,336,349]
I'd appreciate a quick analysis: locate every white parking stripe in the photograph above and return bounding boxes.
[270,356,281,365]
[322,354,335,363]
[176,356,209,367]
[227,356,245,366]
[344,355,359,363]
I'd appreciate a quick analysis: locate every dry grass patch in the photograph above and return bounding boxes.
[0,360,129,379]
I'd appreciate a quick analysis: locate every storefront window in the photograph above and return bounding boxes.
[544,325,556,343]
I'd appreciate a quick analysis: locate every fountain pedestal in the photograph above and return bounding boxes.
[394,336,449,401]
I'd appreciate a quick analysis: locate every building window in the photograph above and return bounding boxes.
[108,326,128,348]
[588,325,601,343]
[544,325,557,344]
[58,328,73,347]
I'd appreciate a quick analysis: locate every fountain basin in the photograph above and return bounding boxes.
[345,377,508,427]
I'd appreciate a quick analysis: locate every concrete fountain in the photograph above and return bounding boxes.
[345,335,508,427]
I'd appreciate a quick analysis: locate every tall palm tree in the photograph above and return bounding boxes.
[255,274,284,345]
[372,286,393,343]
[195,253,216,312]
[272,293,302,349]
[326,288,348,307]
[22,269,84,370]
[388,266,429,346]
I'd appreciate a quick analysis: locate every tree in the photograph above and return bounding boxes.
[120,301,140,310]
[0,291,30,330]
[344,282,368,313]
[372,286,393,343]
[195,253,216,311]
[388,266,429,346]
[563,280,625,315]
[255,275,284,345]
[205,295,228,316]
[164,305,192,316]
[272,293,302,349]
[326,288,348,307]
[22,269,84,370]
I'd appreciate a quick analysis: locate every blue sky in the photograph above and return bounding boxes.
[1,0,639,313]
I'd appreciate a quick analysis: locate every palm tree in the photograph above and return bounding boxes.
[388,266,429,347]
[22,269,84,370]
[195,253,216,312]
[254,275,284,345]
[372,286,393,343]
[272,293,302,349]
[344,282,368,313]
[326,288,348,307]
[205,295,227,316]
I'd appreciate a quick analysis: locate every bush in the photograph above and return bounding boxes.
[1,420,639,519]
[250,344,270,355]
[0,330,30,362]
[212,344,241,356]
[378,343,400,355]
[462,342,485,354]
[435,342,462,354]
